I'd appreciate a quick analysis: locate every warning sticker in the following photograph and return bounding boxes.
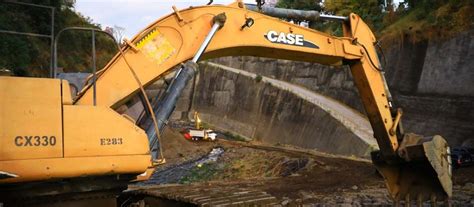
[136,28,176,66]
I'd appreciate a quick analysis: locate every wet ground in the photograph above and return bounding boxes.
[131,128,474,206]
[139,147,225,185]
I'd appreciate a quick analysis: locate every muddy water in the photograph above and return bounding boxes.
[137,147,224,185]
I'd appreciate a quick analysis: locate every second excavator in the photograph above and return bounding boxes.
[0,1,452,206]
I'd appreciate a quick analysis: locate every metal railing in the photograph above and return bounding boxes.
[53,27,117,106]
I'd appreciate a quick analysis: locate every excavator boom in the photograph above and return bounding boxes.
[0,1,452,204]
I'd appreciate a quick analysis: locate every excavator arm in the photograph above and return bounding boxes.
[71,1,452,202]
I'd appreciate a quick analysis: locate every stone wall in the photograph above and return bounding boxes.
[212,57,366,113]
[192,62,375,157]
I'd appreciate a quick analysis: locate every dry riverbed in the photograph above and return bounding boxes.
[133,128,474,206]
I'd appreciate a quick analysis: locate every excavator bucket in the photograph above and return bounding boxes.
[371,134,452,202]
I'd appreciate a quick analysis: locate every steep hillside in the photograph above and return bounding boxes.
[0,0,116,77]
[379,0,472,43]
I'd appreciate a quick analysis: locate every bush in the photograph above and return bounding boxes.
[223,131,247,142]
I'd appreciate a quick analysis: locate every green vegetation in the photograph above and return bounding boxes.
[379,0,473,43]
[276,0,322,11]
[277,0,473,42]
[324,0,386,35]
[255,74,263,82]
[0,0,116,77]
[200,121,213,129]
[179,163,219,184]
[222,131,247,142]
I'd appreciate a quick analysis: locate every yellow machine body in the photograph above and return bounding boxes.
[0,77,151,183]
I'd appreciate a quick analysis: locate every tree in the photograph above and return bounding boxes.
[324,0,385,31]
[0,0,116,77]
[276,0,323,11]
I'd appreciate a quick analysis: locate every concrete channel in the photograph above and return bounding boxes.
[191,61,378,158]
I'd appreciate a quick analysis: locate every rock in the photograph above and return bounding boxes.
[351,201,362,207]
[462,183,474,190]
[343,197,352,203]
[455,194,472,202]
[351,185,359,190]
[300,191,313,200]
[281,199,290,206]
[372,197,389,205]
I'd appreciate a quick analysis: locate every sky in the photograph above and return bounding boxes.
[74,0,250,39]
[75,0,401,40]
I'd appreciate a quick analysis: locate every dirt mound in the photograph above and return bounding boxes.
[159,128,219,167]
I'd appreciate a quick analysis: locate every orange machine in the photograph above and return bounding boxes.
[0,1,451,206]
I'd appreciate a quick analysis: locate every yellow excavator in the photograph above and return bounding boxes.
[0,1,452,206]
[194,112,202,130]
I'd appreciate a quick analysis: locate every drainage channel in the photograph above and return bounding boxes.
[138,147,225,185]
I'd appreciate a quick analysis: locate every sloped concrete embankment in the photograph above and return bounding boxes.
[192,62,377,158]
[211,29,474,147]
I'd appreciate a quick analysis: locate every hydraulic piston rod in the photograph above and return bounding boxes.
[245,4,348,22]
[146,13,227,159]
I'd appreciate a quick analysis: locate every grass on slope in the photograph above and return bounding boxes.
[380,2,472,44]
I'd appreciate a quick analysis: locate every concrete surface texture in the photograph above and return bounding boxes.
[210,29,474,147]
[191,62,377,158]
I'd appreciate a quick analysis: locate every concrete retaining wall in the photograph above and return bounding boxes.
[192,62,376,158]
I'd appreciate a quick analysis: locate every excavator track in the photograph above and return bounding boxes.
[121,185,278,206]
[0,175,132,207]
